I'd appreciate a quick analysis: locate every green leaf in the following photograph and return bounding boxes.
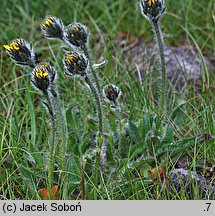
[65,102,83,130]
[67,157,81,184]
[162,125,174,144]
[29,142,45,169]
[170,104,185,125]
[125,121,141,143]
[158,137,196,161]
[129,143,147,160]
[169,137,196,157]
[80,132,93,155]
[83,148,96,160]
[19,165,34,180]
[141,115,151,140]
[108,114,119,133]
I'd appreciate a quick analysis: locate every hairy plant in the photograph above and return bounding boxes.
[2,0,215,200]
[3,39,67,197]
[41,16,123,196]
[139,0,166,118]
[41,16,104,136]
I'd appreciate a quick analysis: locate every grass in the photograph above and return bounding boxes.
[0,0,214,200]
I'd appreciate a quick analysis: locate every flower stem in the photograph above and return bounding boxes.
[84,75,103,135]
[50,90,68,200]
[44,88,67,197]
[82,45,102,96]
[152,21,166,118]
[93,135,105,199]
[50,89,67,173]
[93,151,100,199]
[84,75,104,198]
[44,91,55,197]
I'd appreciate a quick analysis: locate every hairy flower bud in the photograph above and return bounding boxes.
[32,63,56,92]
[103,84,121,103]
[3,38,38,68]
[63,51,88,77]
[64,23,89,48]
[41,16,65,40]
[139,0,166,22]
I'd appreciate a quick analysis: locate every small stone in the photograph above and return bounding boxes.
[169,168,215,199]
[122,42,214,91]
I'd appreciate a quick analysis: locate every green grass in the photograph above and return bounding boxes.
[0,0,214,200]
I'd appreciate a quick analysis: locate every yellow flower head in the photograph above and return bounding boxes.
[32,63,56,91]
[3,39,22,53]
[64,22,89,48]
[146,0,157,7]
[41,15,64,40]
[65,52,79,65]
[140,0,165,22]
[34,63,49,79]
[63,51,88,77]
[103,84,121,103]
[41,17,54,29]
[3,38,38,68]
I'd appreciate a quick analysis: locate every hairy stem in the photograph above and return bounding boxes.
[93,135,105,199]
[93,151,100,199]
[44,91,55,196]
[50,90,68,200]
[50,88,67,173]
[82,45,102,96]
[152,21,166,117]
[84,75,104,196]
[44,88,67,197]
[84,75,103,135]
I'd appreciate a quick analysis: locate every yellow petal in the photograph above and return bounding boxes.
[42,23,47,28]
[43,72,49,77]
[74,26,80,31]
[36,70,43,78]
[3,45,12,51]
[12,42,20,50]
[45,18,53,27]
[41,64,47,69]
[48,18,54,24]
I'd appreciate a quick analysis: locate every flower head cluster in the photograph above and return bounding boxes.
[41,16,89,51]
[32,63,56,92]
[139,0,166,22]
[64,23,89,48]
[63,51,88,77]
[103,84,121,104]
[41,16,65,40]
[40,16,91,80]
[3,39,38,68]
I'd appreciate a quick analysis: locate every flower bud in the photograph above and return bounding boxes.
[32,63,56,92]
[63,51,88,77]
[41,16,65,40]
[3,38,38,68]
[139,0,166,22]
[103,84,121,103]
[64,23,89,48]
